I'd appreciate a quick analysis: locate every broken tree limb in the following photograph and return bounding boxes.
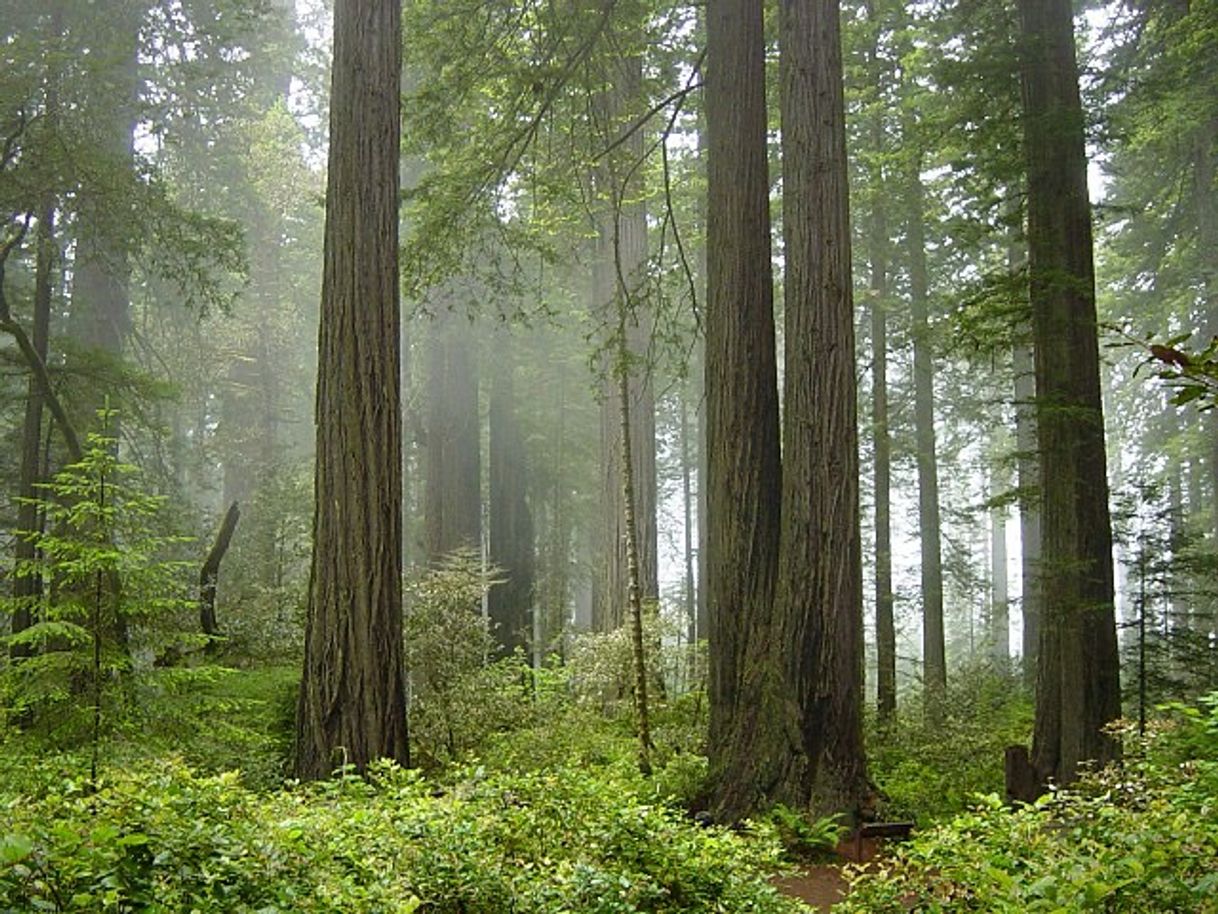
[199,501,240,650]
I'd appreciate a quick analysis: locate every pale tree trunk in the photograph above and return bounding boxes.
[1019,0,1121,788]
[295,0,408,780]
[989,459,1011,665]
[1014,339,1042,682]
[424,306,481,560]
[704,0,783,822]
[1195,118,1218,538]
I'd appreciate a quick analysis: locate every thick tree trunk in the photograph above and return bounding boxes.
[488,344,535,658]
[704,0,783,822]
[1019,0,1121,787]
[296,0,408,780]
[775,0,869,817]
[907,153,947,710]
[424,306,481,560]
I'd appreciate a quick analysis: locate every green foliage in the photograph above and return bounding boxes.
[0,755,803,913]
[868,665,1033,824]
[760,805,846,860]
[840,694,1218,913]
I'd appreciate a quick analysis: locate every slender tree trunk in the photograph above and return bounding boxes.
[617,314,653,775]
[704,0,783,822]
[1194,118,1218,538]
[775,0,869,817]
[1019,0,1121,787]
[295,0,408,780]
[906,149,947,710]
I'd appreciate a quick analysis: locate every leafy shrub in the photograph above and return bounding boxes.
[0,757,805,913]
[404,552,539,768]
[839,692,1218,913]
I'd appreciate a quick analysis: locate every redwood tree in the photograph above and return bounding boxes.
[1019,0,1121,786]
[295,0,409,779]
[703,0,783,821]
[775,0,868,815]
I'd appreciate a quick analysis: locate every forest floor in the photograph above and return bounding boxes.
[771,836,887,911]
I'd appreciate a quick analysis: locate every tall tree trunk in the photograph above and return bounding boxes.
[704,0,783,822]
[775,0,869,816]
[295,0,408,780]
[424,307,481,560]
[488,340,535,658]
[907,150,947,710]
[1019,0,1121,787]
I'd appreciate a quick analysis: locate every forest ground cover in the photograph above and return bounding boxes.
[3,641,1215,912]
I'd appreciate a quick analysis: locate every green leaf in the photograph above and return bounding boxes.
[0,834,33,866]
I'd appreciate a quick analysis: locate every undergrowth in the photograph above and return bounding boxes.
[841,692,1218,913]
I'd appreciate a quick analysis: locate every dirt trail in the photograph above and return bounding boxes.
[771,835,886,912]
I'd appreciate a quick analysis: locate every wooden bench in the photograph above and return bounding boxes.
[853,820,914,861]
